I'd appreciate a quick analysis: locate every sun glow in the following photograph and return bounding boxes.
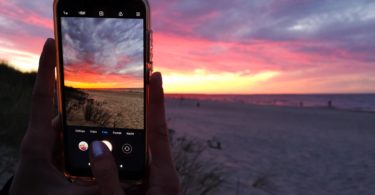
[64,81,122,89]
[161,68,280,94]
[0,46,39,72]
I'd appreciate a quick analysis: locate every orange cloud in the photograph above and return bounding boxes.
[152,32,375,93]
[64,65,142,89]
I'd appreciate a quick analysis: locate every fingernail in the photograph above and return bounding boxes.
[92,141,104,158]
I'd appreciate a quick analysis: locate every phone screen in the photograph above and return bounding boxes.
[56,3,147,179]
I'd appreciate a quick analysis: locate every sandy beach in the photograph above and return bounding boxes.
[165,98,375,195]
[66,88,144,129]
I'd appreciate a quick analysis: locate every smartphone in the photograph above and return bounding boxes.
[53,0,152,181]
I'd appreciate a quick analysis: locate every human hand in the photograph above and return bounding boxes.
[89,73,180,195]
[9,38,180,195]
[9,39,99,195]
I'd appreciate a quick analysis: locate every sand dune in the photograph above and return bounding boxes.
[66,88,144,129]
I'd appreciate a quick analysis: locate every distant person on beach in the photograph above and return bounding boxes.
[2,39,180,195]
[179,96,185,105]
[328,100,333,108]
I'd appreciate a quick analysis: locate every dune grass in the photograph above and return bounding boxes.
[0,63,36,186]
[169,129,226,195]
[0,63,36,147]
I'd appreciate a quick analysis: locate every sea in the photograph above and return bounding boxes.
[165,94,375,112]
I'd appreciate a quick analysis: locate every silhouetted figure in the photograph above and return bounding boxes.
[179,96,185,105]
[299,101,304,107]
[196,101,200,108]
[328,100,333,108]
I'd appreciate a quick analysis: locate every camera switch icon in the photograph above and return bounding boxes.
[122,144,132,154]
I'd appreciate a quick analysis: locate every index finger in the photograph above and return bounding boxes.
[147,72,180,194]
[147,72,174,167]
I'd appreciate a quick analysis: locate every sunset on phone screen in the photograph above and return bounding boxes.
[61,17,144,129]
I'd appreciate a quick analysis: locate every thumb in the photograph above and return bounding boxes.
[90,141,125,195]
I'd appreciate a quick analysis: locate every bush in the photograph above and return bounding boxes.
[113,112,123,128]
[169,130,226,195]
[84,99,112,126]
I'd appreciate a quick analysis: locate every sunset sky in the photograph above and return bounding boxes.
[61,17,143,89]
[0,0,374,94]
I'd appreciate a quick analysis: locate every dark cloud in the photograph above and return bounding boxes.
[61,17,143,77]
[0,0,374,92]
[150,0,375,61]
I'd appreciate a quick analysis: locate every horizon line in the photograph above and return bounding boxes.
[165,92,375,95]
[65,86,143,90]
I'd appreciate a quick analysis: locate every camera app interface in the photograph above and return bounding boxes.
[61,16,145,172]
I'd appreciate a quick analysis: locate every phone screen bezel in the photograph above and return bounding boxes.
[54,0,150,181]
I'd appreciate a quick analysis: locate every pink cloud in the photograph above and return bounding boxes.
[0,0,374,93]
[153,31,375,93]
[0,3,52,30]
[153,32,318,74]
